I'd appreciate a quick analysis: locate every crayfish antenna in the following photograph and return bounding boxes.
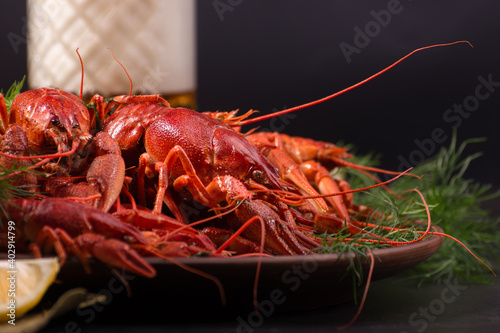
[179,201,267,313]
[134,245,227,306]
[352,188,496,276]
[169,257,228,306]
[331,157,422,180]
[108,48,133,96]
[284,167,414,202]
[0,137,81,161]
[239,41,473,126]
[425,232,496,277]
[76,48,84,100]
[0,152,75,184]
[337,248,375,331]
[215,215,267,313]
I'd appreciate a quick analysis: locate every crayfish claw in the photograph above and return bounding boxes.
[75,234,156,278]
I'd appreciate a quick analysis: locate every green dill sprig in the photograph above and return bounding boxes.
[314,228,383,303]
[0,76,25,117]
[0,77,37,220]
[313,190,427,299]
[389,133,500,284]
[333,131,499,285]
[0,165,40,220]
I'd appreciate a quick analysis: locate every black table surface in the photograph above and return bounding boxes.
[38,274,499,333]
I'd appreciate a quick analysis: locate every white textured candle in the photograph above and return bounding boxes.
[27,0,196,99]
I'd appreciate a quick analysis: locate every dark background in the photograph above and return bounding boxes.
[1,0,499,195]
[1,2,499,332]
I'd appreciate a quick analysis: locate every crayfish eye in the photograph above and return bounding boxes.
[72,122,79,128]
[51,118,61,126]
[251,168,267,184]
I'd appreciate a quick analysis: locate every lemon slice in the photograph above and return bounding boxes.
[0,257,60,322]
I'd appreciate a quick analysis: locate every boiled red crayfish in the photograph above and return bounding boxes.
[92,95,318,255]
[1,198,155,277]
[0,197,224,278]
[83,44,471,256]
[0,61,219,279]
[1,42,480,264]
[0,85,126,212]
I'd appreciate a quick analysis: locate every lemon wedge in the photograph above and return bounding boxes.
[0,257,60,322]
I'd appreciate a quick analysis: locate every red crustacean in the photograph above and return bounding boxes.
[246,133,372,219]
[0,197,223,278]
[43,130,126,213]
[0,88,93,176]
[95,96,320,255]
[0,90,84,195]
[0,52,227,281]
[1,198,155,277]
[91,45,468,256]
[0,92,222,279]
[0,87,126,212]
[8,88,92,157]
[1,42,475,263]
[0,122,38,193]
[87,57,422,256]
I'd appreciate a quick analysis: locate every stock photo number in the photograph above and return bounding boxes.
[5,221,17,325]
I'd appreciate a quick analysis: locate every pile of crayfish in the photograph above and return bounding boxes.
[0,42,492,289]
[0,84,402,277]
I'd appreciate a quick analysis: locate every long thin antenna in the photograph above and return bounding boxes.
[108,48,133,96]
[239,41,473,126]
[76,48,84,99]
